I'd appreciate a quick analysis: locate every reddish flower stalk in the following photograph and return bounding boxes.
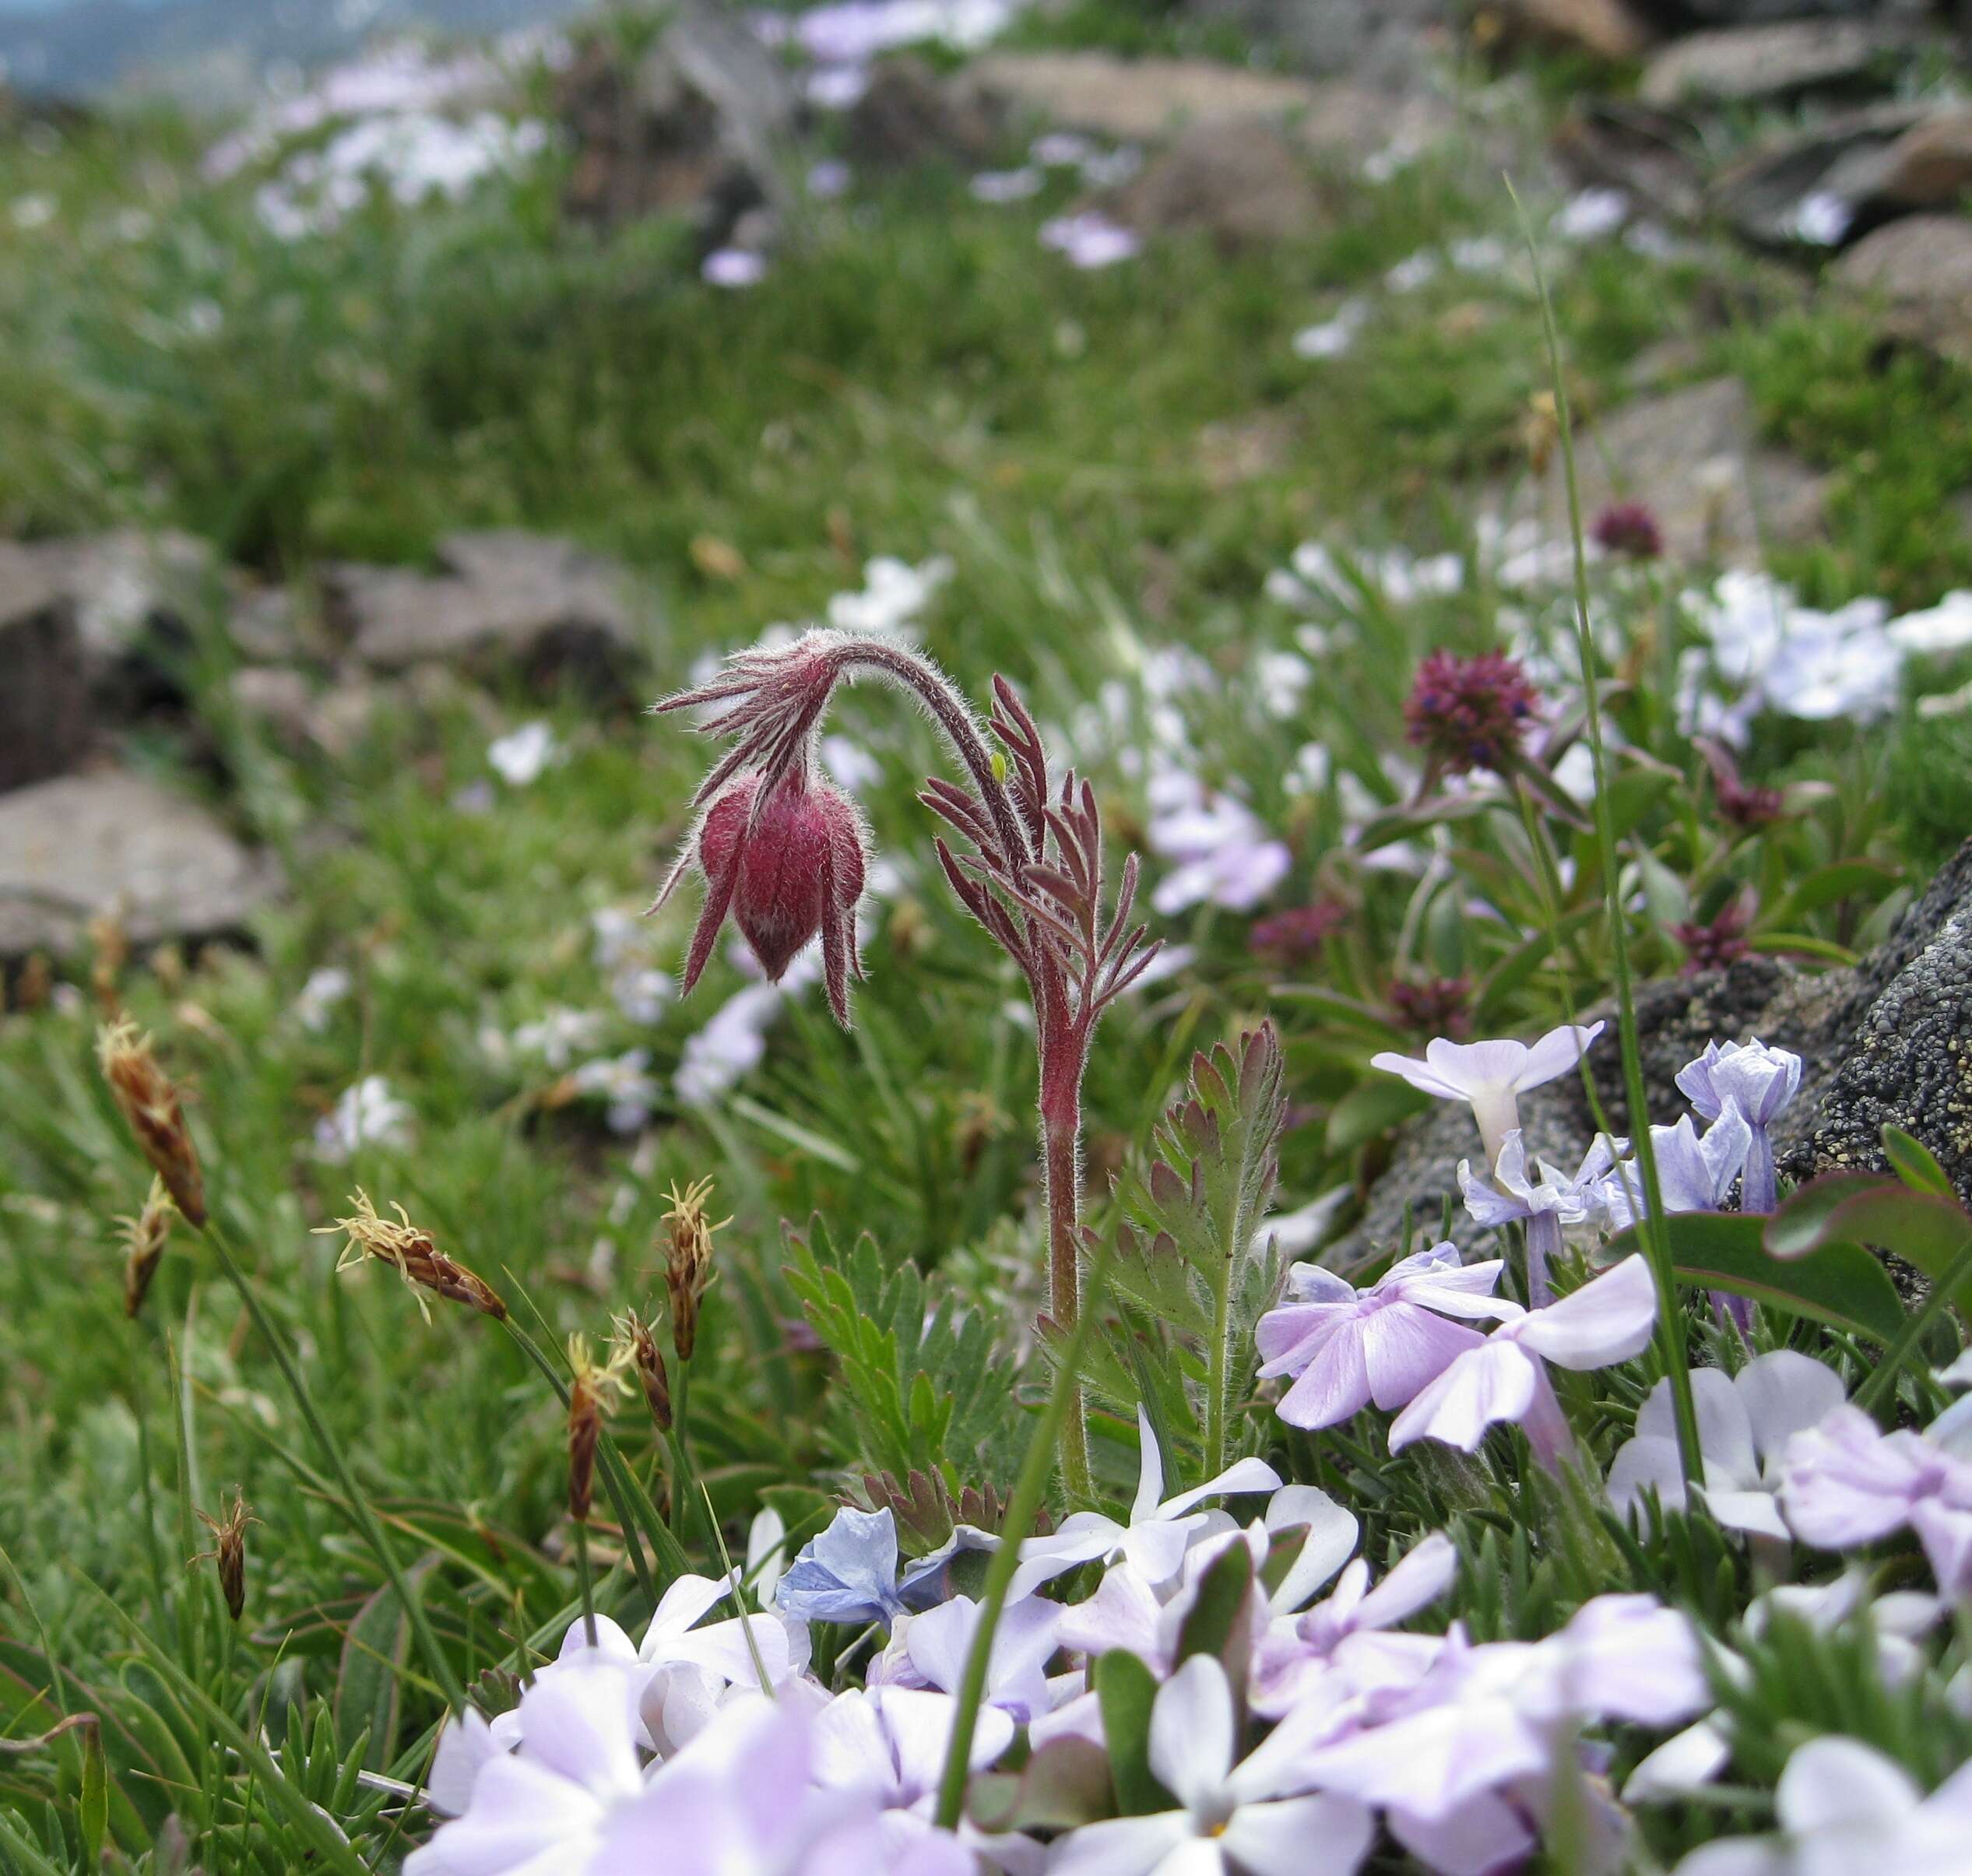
[652,628,1160,1496]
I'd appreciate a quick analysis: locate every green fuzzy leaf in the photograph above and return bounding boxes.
[1095,1650,1171,1817]
[1882,1126,1954,1200]
[1770,1175,1972,1318]
[1608,1210,1905,1344]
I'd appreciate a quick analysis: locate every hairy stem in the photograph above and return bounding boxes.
[1040,1063,1091,1502]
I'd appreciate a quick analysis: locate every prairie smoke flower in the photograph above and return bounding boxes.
[1049,1656,1376,1876]
[1371,1021,1605,1170]
[1458,1131,1627,1306]
[659,768,869,1027]
[1403,649,1541,778]
[1248,901,1345,964]
[1255,1243,1520,1432]
[1008,1407,1281,1596]
[1779,1406,1972,1593]
[1608,1351,1846,1541]
[1676,1038,1802,1214]
[1388,1256,1658,1470]
[1673,1736,1972,1876]
[1590,501,1663,560]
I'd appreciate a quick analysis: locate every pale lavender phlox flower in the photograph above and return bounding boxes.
[1673,1736,1972,1876]
[1250,1530,1459,1720]
[1257,1242,1521,1432]
[1458,1131,1626,1305]
[1675,1038,1803,1214]
[1296,1594,1705,1854]
[1048,1655,1376,1876]
[1779,1406,1972,1594]
[1388,1256,1658,1470]
[779,1506,947,1628]
[898,1593,1061,1724]
[1372,1023,1605,1168]
[1600,1106,1753,1227]
[1608,1351,1847,1542]
[406,1656,647,1874]
[1008,1407,1280,1597]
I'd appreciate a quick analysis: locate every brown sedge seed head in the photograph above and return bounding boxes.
[314,1189,506,1322]
[97,1018,206,1227]
[614,1309,673,1432]
[121,1174,177,1319]
[662,1176,727,1363]
[194,1489,255,1622]
[566,1334,633,1523]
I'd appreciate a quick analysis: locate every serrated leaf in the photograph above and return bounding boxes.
[1095,1650,1170,1817]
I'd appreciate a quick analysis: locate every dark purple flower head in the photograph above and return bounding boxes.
[1696,740,1784,830]
[1673,901,1752,975]
[1403,650,1541,778]
[1591,501,1664,560]
[1250,900,1347,964]
[1387,975,1472,1038]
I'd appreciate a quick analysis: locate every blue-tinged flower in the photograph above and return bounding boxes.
[777,1505,949,1629]
[1676,1038,1803,1214]
[1458,1130,1626,1305]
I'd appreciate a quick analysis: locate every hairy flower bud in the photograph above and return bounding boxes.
[660,770,869,1028]
[97,1020,207,1227]
[121,1175,176,1319]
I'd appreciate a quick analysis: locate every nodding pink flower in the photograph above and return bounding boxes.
[1591,501,1664,560]
[659,771,868,1028]
[1403,650,1542,778]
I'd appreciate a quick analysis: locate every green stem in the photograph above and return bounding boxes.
[574,1516,598,1649]
[1204,1236,1235,1482]
[1516,188,1705,1492]
[671,1361,694,1541]
[197,1217,468,1712]
[1854,1236,1972,1420]
[933,1253,1111,1831]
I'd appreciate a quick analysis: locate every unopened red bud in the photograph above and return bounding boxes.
[670,771,869,1028]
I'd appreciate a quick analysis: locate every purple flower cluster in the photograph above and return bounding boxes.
[1402,649,1543,778]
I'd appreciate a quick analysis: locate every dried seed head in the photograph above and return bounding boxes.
[120,1175,177,1319]
[566,1334,632,1523]
[194,1490,255,1622]
[97,1020,206,1226]
[616,1309,673,1432]
[662,1177,727,1362]
[88,912,128,1015]
[315,1189,506,1322]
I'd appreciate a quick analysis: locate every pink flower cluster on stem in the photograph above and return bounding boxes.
[652,627,1158,1496]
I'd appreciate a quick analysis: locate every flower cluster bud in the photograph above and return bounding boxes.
[663,1176,726,1363]
[672,771,869,1027]
[316,1190,506,1321]
[121,1175,177,1319]
[1404,650,1541,780]
[97,1021,207,1227]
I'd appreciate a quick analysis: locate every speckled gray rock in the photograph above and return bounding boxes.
[1332,838,1972,1271]
[0,771,282,957]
